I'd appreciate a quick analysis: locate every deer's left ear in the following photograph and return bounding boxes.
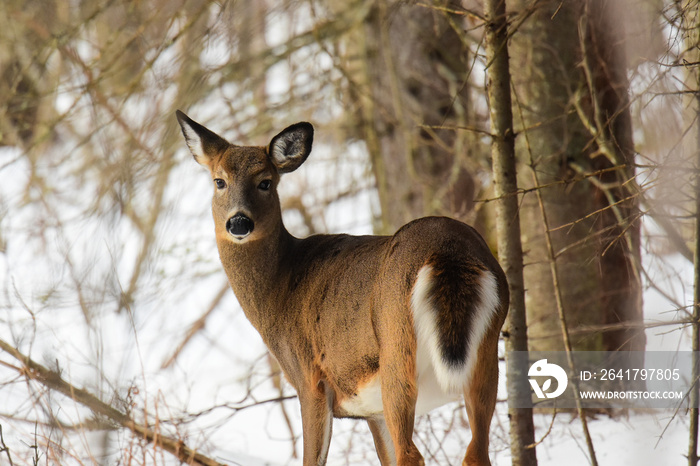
[268,122,314,173]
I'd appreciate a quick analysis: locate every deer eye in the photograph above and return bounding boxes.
[214,178,226,189]
[258,180,272,191]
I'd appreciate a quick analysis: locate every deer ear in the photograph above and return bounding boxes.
[176,110,229,166]
[268,122,314,173]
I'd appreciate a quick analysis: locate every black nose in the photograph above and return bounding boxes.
[226,213,254,238]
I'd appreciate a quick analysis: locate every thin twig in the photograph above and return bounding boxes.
[512,51,599,466]
[528,153,599,466]
[0,424,14,466]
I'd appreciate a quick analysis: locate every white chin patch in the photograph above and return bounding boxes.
[230,233,252,243]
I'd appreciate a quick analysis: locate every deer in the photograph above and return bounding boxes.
[175,110,509,466]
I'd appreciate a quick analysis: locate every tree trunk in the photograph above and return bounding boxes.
[484,1,537,464]
[680,1,700,463]
[510,0,643,352]
[584,0,644,353]
[359,0,475,233]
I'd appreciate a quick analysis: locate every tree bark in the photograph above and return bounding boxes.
[484,1,537,464]
[510,0,643,352]
[359,0,475,233]
[681,1,700,463]
[584,0,644,353]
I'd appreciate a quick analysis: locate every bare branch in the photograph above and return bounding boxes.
[0,339,225,466]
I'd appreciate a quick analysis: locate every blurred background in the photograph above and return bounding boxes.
[0,0,698,464]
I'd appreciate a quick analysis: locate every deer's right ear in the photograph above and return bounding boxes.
[176,110,229,166]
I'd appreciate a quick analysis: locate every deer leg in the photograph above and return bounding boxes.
[367,417,396,466]
[378,345,423,466]
[299,380,334,466]
[462,327,500,466]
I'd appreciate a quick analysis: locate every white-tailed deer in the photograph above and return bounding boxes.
[176,111,508,466]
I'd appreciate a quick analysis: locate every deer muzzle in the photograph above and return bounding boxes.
[226,213,254,239]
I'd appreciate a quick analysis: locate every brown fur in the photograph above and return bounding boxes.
[176,111,508,466]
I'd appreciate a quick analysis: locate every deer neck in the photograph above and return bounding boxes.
[217,222,294,330]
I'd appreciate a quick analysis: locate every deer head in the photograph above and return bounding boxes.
[176,110,312,243]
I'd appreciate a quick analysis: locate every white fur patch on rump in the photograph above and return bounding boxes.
[411,265,500,393]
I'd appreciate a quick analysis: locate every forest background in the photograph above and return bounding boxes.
[0,0,698,464]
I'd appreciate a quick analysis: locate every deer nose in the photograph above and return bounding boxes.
[226,213,254,239]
